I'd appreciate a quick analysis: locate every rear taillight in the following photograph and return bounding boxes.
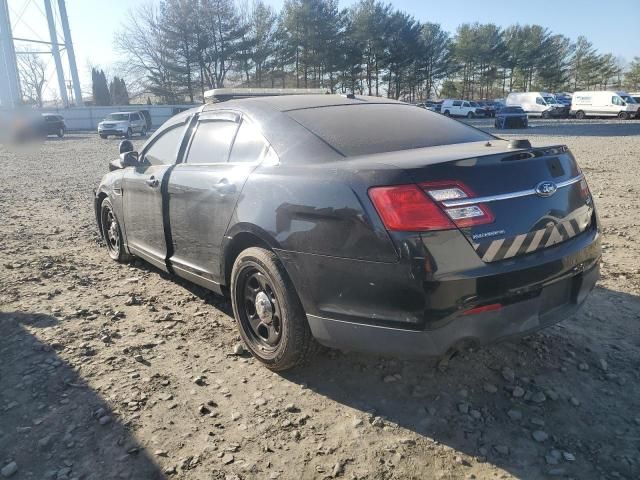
[368,185,455,231]
[368,181,495,232]
[421,181,495,228]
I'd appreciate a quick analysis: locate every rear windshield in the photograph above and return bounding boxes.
[286,104,492,157]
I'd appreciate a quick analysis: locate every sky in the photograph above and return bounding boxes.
[9,0,640,100]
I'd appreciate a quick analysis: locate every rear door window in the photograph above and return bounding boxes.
[186,120,238,164]
[228,119,269,163]
[453,101,462,107]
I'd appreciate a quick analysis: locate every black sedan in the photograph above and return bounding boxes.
[95,92,600,371]
[495,106,528,129]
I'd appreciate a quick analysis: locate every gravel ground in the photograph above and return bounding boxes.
[1,119,639,480]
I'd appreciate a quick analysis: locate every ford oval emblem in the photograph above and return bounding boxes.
[535,181,557,197]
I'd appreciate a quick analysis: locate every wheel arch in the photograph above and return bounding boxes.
[221,224,283,290]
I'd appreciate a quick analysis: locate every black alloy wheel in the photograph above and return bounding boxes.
[239,267,283,349]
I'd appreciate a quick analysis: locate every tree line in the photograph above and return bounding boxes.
[91,68,131,106]
[113,0,640,104]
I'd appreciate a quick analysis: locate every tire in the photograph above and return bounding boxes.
[575,110,586,120]
[443,110,450,116]
[231,247,317,371]
[100,198,132,263]
[125,128,132,139]
[467,112,475,119]
[100,134,108,139]
[57,127,64,138]
[140,127,147,137]
[541,111,550,119]
[618,111,629,120]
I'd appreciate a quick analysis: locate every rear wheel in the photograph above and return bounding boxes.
[443,110,450,116]
[618,111,629,120]
[57,127,64,138]
[100,198,132,263]
[575,110,586,120]
[231,247,317,371]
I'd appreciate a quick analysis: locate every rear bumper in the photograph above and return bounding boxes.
[279,222,600,357]
[307,261,598,357]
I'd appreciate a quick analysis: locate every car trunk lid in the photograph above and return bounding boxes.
[370,141,595,262]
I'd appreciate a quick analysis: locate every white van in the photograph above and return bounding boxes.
[571,91,640,119]
[505,92,567,118]
[441,99,485,118]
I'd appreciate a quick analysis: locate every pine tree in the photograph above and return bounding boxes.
[92,68,111,106]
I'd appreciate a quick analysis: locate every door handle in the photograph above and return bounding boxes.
[146,176,159,187]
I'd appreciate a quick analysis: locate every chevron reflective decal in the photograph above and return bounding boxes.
[473,209,593,263]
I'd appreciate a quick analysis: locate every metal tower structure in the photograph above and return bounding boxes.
[0,0,83,108]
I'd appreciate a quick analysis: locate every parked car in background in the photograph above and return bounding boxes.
[506,92,567,118]
[441,99,485,118]
[98,111,148,139]
[476,101,497,117]
[494,106,528,129]
[41,114,66,138]
[95,90,600,371]
[571,91,640,119]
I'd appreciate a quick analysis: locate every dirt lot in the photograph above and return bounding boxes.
[1,119,639,480]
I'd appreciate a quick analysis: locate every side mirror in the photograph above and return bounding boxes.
[119,139,134,154]
[120,151,139,167]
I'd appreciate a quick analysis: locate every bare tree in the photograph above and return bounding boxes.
[115,3,180,103]
[18,51,47,107]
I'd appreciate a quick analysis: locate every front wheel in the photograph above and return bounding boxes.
[125,128,132,139]
[575,110,586,120]
[100,134,108,139]
[618,111,629,120]
[231,247,317,371]
[57,127,64,138]
[140,127,147,137]
[100,198,132,263]
[467,112,475,119]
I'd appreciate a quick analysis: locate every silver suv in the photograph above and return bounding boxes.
[98,111,147,139]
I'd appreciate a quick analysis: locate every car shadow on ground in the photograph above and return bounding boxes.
[279,286,640,479]
[0,311,166,480]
